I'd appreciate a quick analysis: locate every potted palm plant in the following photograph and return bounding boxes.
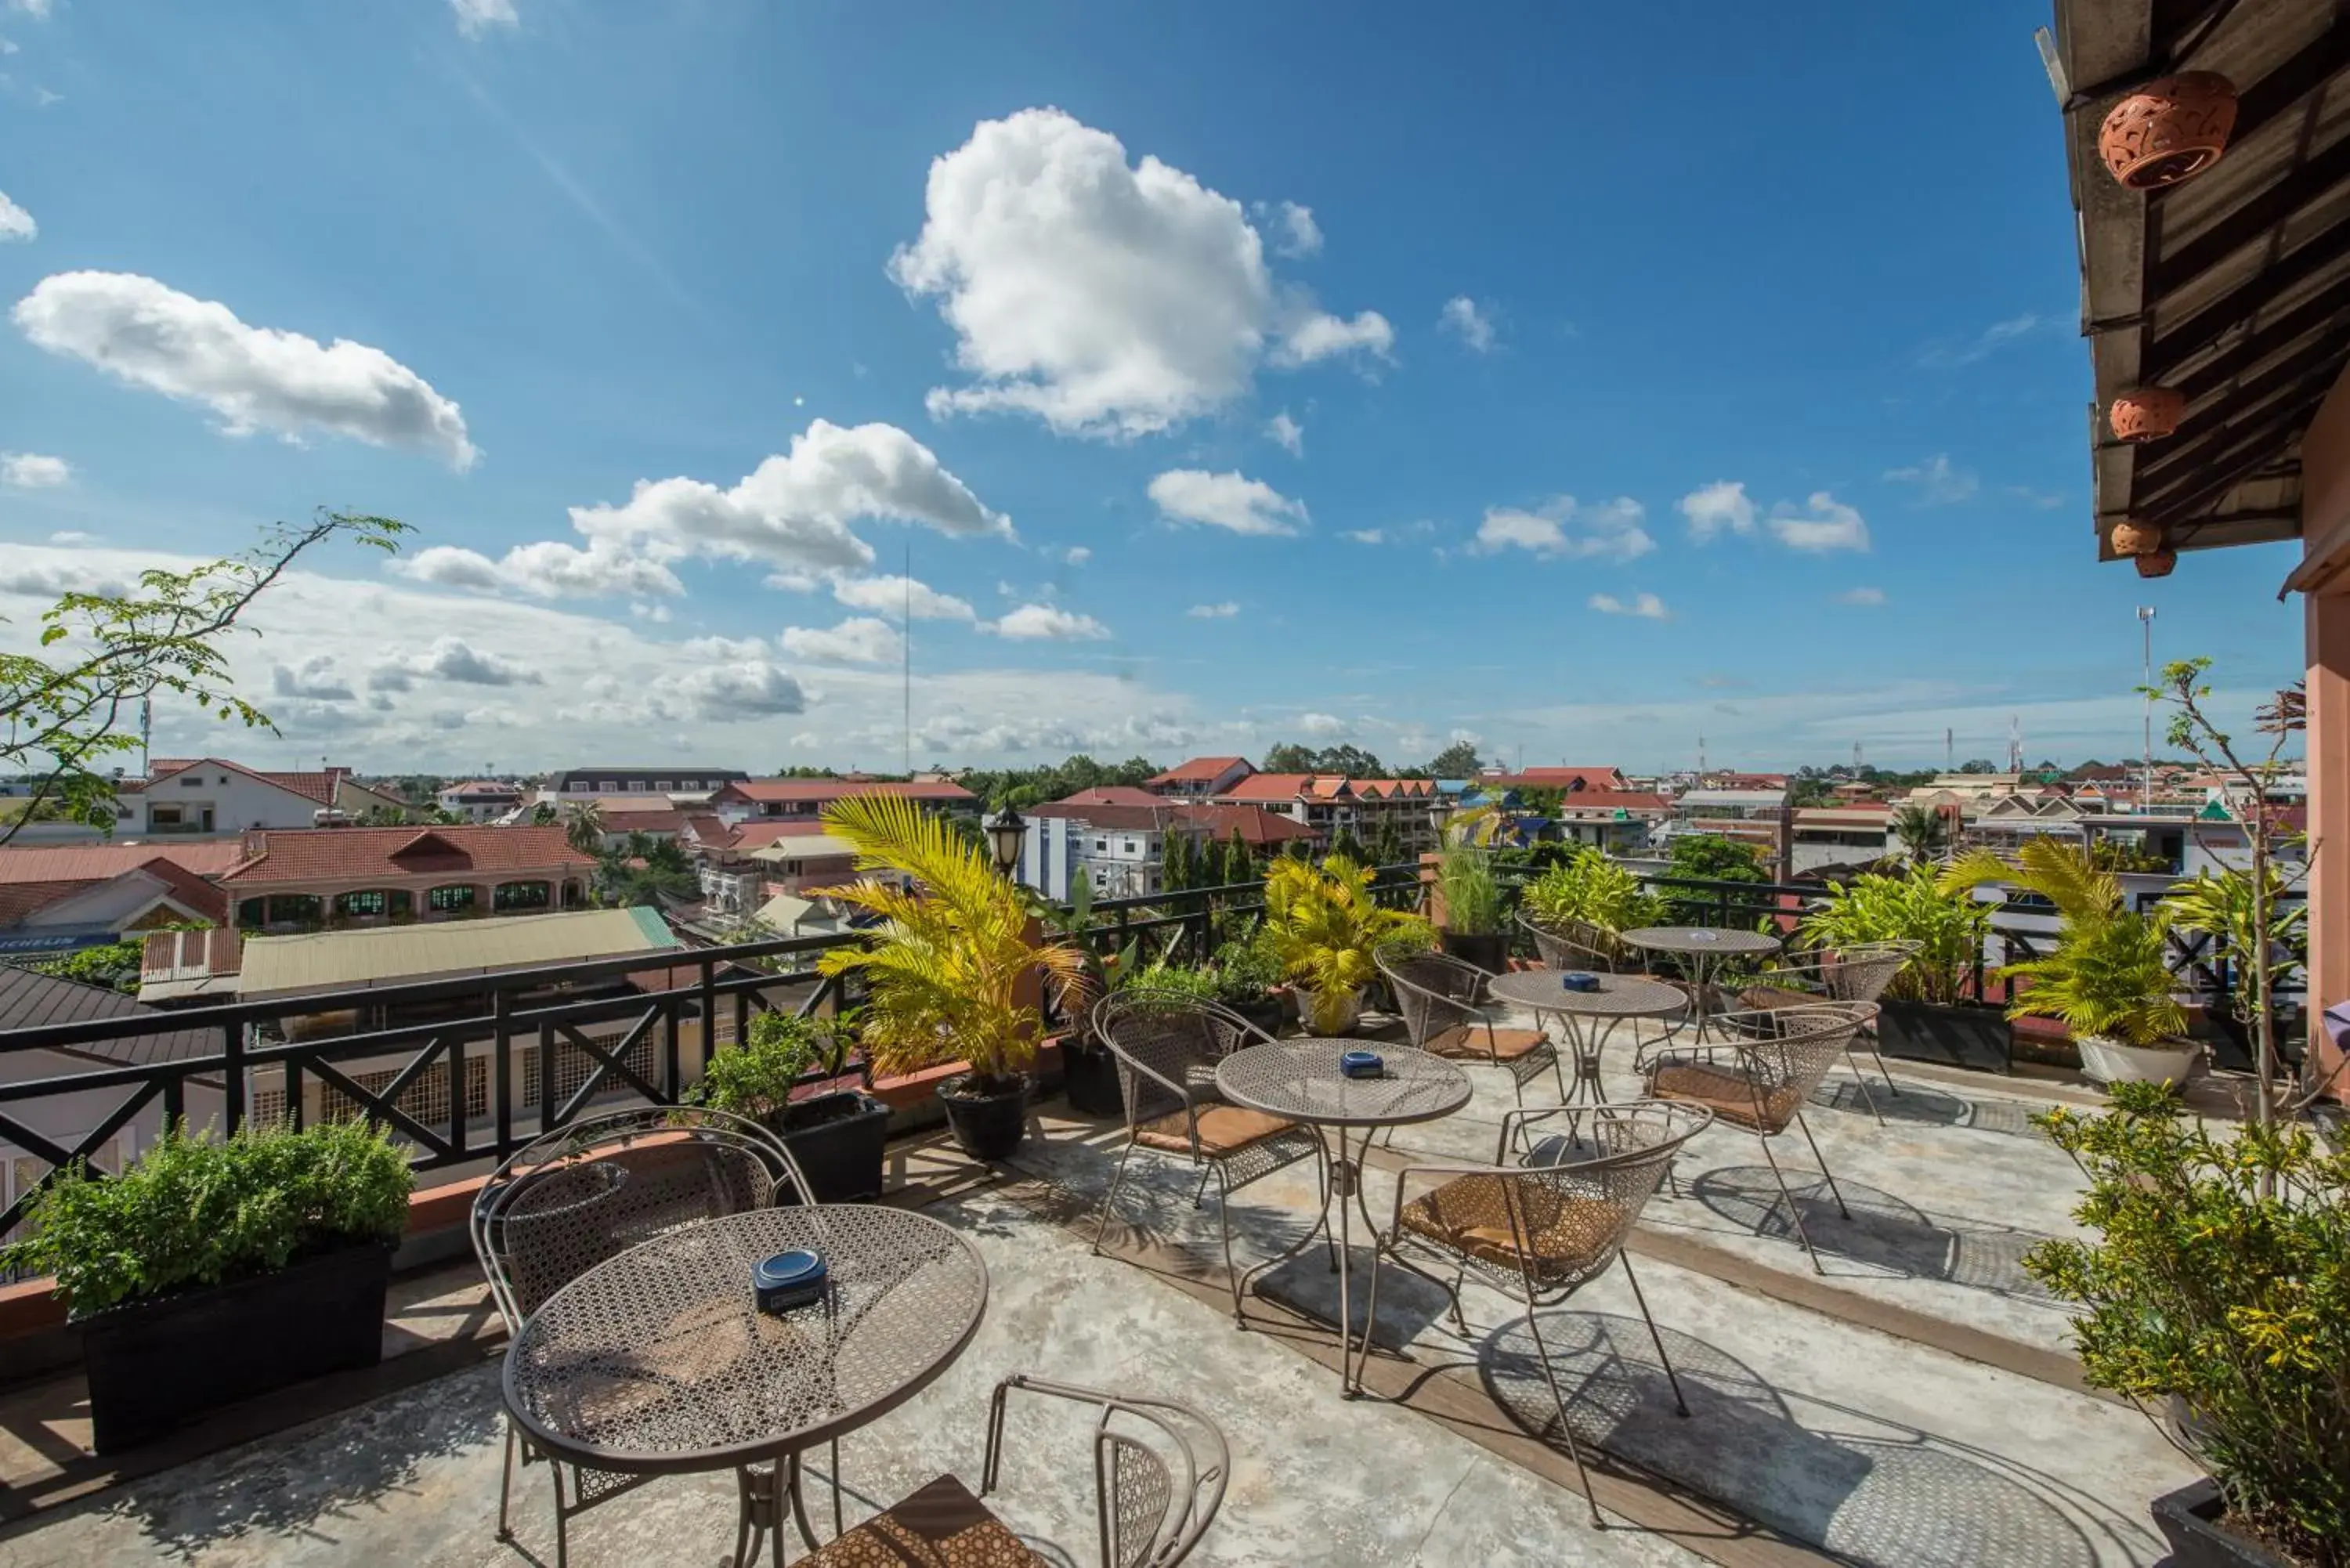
[1434,840,1509,973]
[1264,853,1433,1035]
[1945,840,2195,1085]
[1798,862,2002,1071]
[815,794,1083,1162]
[1209,916,1287,1038]
[688,1010,889,1201]
[0,1120,412,1453]
[2030,1083,2347,1567]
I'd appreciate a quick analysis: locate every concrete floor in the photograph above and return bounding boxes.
[0,1021,2198,1568]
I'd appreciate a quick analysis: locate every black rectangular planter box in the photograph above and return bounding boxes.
[2150,1479,2300,1568]
[1875,998,2012,1075]
[80,1241,391,1454]
[1060,1039,1125,1118]
[776,1090,891,1203]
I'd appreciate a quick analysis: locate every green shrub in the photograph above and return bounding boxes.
[1207,918,1284,1006]
[2029,1084,2350,1565]
[689,1010,851,1119]
[1119,960,1220,1006]
[1796,862,1989,1006]
[0,1121,412,1315]
[1435,842,1506,936]
[1522,847,1658,938]
[1661,834,1768,925]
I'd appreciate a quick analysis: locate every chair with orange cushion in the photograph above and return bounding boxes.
[1377,945,1564,1108]
[1373,1099,1712,1526]
[797,1373,1227,1567]
[1730,941,1918,1123]
[1641,1003,1870,1272]
[1090,988,1323,1321]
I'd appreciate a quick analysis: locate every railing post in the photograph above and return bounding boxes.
[446,1031,468,1158]
[221,1019,245,1134]
[686,958,710,1099]
[492,988,513,1159]
[162,1073,185,1133]
[663,994,682,1106]
[537,1021,557,1134]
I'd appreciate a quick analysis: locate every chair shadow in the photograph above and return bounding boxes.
[1687,1167,2059,1303]
[1810,1081,2052,1140]
[1476,1310,2149,1568]
[92,1362,505,1561]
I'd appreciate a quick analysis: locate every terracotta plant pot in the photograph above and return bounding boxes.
[2109,385,2185,442]
[2110,518,2165,557]
[2134,548,2177,578]
[2099,72,2237,190]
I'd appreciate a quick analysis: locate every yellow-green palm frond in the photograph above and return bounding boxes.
[1940,839,2120,924]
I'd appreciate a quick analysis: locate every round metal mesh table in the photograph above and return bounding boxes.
[1213,1042,1470,1396]
[1487,970,1688,1104]
[1619,926,1781,958]
[503,1205,987,1475]
[1213,1039,1473,1129]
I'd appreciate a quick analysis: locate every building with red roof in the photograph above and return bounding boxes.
[125,757,410,836]
[1484,766,1630,794]
[1210,774,1441,855]
[710,777,977,824]
[1144,756,1256,799]
[216,824,598,930]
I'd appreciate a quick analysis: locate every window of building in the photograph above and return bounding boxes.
[389,889,414,918]
[1094,838,1108,852]
[494,880,551,912]
[428,883,477,913]
[334,889,386,919]
[1123,838,1137,855]
[654,779,673,791]
[150,804,183,826]
[237,897,266,927]
[599,779,618,792]
[181,775,204,788]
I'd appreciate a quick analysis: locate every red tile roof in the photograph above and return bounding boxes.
[724,820,839,849]
[1552,791,1673,815]
[1052,786,1164,807]
[1025,801,1321,843]
[0,840,249,883]
[219,825,595,886]
[1220,773,1316,803]
[1488,767,1628,793]
[714,779,977,806]
[1184,804,1323,845]
[0,854,230,927]
[1145,756,1249,785]
[147,757,353,806]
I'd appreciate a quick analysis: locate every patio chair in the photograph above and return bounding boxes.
[1090,988,1324,1321]
[1517,911,1624,974]
[1373,1100,1713,1526]
[1377,945,1562,1108]
[1640,1003,1869,1274]
[471,1106,809,1568]
[1732,941,1919,1123]
[798,1373,1228,1567]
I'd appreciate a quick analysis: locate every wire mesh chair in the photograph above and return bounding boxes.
[1376,945,1563,1107]
[1730,941,1920,1122]
[798,1374,1229,1567]
[1517,912,1624,974]
[1640,1003,1869,1273]
[1373,1099,1713,1526]
[1090,989,1323,1321]
[470,1106,810,1567]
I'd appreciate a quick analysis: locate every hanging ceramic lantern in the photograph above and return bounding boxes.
[2109,385,2186,442]
[2099,73,2237,190]
[2110,518,2165,557]
[2135,549,2177,579]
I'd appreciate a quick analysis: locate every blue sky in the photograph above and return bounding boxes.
[0,0,2308,775]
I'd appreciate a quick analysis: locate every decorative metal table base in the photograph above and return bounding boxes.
[1235,1124,1399,1397]
[734,1443,843,1568]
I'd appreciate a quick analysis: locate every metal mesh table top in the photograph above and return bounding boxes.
[503,1205,987,1473]
[1214,1041,1472,1129]
[1487,970,1690,1018]
[1621,926,1781,956]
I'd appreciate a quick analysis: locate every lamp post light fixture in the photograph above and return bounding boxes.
[985,804,1027,880]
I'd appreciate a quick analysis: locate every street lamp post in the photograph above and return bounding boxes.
[985,804,1027,881]
[2138,605,2157,807]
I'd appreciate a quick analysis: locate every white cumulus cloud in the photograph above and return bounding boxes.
[780,617,904,665]
[376,637,543,688]
[1271,201,1321,258]
[1298,712,1346,737]
[0,190,34,243]
[1064,545,1091,565]
[2,451,69,487]
[660,660,807,719]
[13,271,477,468]
[990,604,1110,641]
[1883,453,1978,504]
[1439,295,1496,352]
[1679,480,1756,540]
[1265,410,1303,456]
[391,540,683,600]
[1470,496,1651,562]
[1269,308,1394,368]
[1342,528,1385,545]
[1186,602,1238,619]
[830,573,978,623]
[1770,492,1871,552]
[1589,592,1668,620]
[1837,586,1887,606]
[450,0,518,37]
[888,107,1387,438]
[1148,469,1307,537]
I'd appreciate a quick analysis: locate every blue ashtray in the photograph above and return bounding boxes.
[1561,972,1601,993]
[754,1248,828,1314]
[1339,1050,1384,1079]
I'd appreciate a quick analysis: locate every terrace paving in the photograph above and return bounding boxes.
[0,1008,2200,1567]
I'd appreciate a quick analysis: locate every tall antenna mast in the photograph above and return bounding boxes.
[903,544,913,777]
[1945,728,1954,771]
[2008,715,2023,775]
[1697,732,1706,775]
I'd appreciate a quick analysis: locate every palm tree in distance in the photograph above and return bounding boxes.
[1890,804,1952,865]
[563,800,606,856]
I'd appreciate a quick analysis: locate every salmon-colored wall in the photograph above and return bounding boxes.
[2301,362,2350,1101]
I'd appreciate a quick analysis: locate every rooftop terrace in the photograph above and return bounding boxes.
[0,993,2203,1568]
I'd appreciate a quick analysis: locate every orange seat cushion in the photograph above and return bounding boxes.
[1426,1024,1550,1062]
[1397,1172,1626,1275]
[1133,1102,1299,1158]
[1647,1061,1802,1133]
[800,1473,1045,1566]
[1737,985,1822,1012]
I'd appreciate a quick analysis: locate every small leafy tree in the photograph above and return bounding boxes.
[563,800,607,855]
[2146,659,2308,1122]
[1425,739,1481,778]
[1661,833,1767,924]
[0,511,408,847]
[1889,803,1951,864]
